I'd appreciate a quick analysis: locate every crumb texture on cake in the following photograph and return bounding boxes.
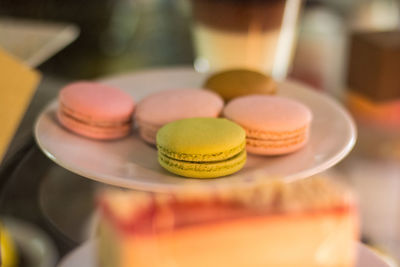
[97,177,358,267]
[98,177,356,236]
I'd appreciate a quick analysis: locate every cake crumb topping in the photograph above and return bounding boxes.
[99,175,355,228]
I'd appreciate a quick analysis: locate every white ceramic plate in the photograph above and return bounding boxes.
[57,240,390,267]
[34,67,356,192]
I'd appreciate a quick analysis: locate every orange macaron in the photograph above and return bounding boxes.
[223,95,312,155]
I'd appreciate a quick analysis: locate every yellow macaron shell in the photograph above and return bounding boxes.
[158,150,246,178]
[157,118,246,162]
[156,118,246,178]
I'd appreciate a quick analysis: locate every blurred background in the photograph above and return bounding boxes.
[0,0,397,80]
[0,0,400,266]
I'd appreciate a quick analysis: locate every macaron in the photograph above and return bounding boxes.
[156,117,246,178]
[204,69,277,101]
[223,95,312,155]
[135,89,223,145]
[57,81,135,140]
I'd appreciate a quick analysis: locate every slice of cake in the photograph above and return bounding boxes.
[97,177,359,267]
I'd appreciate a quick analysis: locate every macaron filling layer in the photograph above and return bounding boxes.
[59,104,132,128]
[245,126,308,140]
[247,134,307,148]
[136,119,160,129]
[138,128,158,145]
[136,119,162,145]
[245,125,309,148]
[58,112,132,136]
[157,141,246,162]
[158,150,246,178]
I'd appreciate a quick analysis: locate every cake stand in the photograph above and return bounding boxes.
[34,67,356,192]
[33,67,364,266]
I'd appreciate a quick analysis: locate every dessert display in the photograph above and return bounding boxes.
[35,67,355,187]
[51,71,319,178]
[203,69,277,101]
[135,89,223,145]
[50,71,320,179]
[223,95,312,155]
[156,117,246,178]
[35,68,362,265]
[57,82,135,140]
[96,176,359,267]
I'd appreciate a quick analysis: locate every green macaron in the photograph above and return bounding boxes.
[156,117,246,178]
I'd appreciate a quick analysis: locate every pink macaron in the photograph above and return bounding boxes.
[135,89,224,144]
[223,95,312,155]
[57,81,135,140]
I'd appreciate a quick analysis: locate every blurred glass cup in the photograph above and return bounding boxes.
[190,0,302,79]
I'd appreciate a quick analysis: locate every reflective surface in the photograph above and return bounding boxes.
[39,166,99,243]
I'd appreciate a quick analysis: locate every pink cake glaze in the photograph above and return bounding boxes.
[223,95,312,155]
[59,82,135,122]
[57,81,135,140]
[135,89,223,144]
